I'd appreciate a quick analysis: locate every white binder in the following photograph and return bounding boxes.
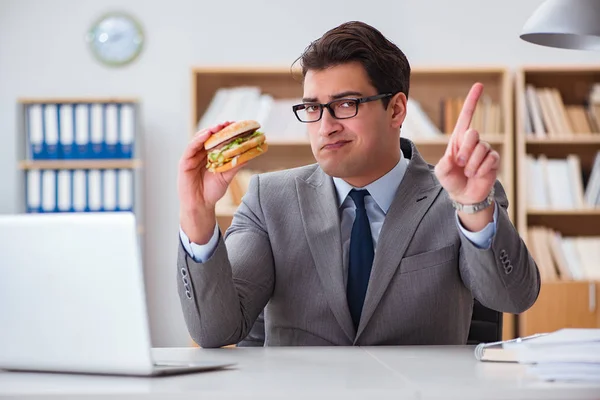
[87,169,102,211]
[72,170,87,212]
[27,104,44,159]
[59,104,75,159]
[118,169,133,211]
[26,170,41,213]
[119,104,135,158]
[57,170,72,212]
[90,104,104,158]
[102,169,117,211]
[75,104,90,158]
[41,170,57,213]
[105,104,119,158]
[44,104,59,159]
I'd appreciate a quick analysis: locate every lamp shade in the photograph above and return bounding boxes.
[520,0,600,51]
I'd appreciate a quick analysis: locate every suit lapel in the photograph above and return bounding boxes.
[355,139,442,343]
[296,167,355,342]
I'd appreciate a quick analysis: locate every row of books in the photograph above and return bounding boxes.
[476,328,600,383]
[526,152,600,209]
[439,95,503,134]
[197,86,507,141]
[26,169,134,213]
[528,227,599,281]
[197,86,507,142]
[197,87,307,142]
[523,83,600,137]
[26,102,136,160]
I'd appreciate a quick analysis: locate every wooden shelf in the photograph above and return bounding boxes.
[411,134,506,146]
[518,280,600,337]
[527,212,600,237]
[526,135,600,145]
[191,65,301,74]
[18,97,139,104]
[528,208,600,216]
[19,159,143,170]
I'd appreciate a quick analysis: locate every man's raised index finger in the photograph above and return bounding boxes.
[453,82,484,136]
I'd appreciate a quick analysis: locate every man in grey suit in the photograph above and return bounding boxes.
[177,21,540,347]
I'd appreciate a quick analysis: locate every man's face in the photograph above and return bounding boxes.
[302,62,403,187]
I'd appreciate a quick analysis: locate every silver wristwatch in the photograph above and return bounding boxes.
[451,187,495,214]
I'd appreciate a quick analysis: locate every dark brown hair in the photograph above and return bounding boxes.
[296,21,410,108]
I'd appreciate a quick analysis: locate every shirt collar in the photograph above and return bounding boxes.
[332,150,409,214]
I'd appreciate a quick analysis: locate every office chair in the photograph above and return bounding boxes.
[466,299,503,344]
[238,300,503,347]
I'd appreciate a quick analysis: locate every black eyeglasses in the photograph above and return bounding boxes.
[292,93,394,123]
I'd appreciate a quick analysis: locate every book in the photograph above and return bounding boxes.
[476,328,600,383]
[474,333,548,362]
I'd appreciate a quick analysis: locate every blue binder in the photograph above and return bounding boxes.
[90,104,106,159]
[43,104,60,159]
[105,104,119,159]
[58,104,76,159]
[39,169,58,213]
[84,169,90,212]
[56,169,73,212]
[69,170,75,212]
[26,170,42,213]
[75,104,90,159]
[71,169,87,212]
[27,105,44,160]
[115,169,121,211]
[119,104,135,159]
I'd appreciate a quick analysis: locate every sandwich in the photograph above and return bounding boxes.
[204,120,268,173]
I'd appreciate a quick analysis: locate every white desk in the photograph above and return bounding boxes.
[1,346,598,399]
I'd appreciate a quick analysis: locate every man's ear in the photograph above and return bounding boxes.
[389,92,407,129]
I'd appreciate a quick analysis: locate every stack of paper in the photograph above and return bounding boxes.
[503,328,600,383]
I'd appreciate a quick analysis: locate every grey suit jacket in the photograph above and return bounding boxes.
[177,138,540,347]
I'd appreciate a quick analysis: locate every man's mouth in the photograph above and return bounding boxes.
[322,140,351,150]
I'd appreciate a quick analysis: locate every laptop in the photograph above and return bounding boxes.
[0,212,234,376]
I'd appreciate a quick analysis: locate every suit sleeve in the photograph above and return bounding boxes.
[179,223,219,262]
[457,180,541,314]
[177,174,274,348]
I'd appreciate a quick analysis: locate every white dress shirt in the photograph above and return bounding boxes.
[180,151,498,263]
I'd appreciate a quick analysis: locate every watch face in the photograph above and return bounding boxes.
[87,12,144,66]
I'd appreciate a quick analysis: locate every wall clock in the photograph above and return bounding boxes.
[87,12,144,67]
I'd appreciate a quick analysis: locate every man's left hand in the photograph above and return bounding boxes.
[434,82,500,205]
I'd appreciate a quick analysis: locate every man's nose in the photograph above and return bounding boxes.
[317,107,341,137]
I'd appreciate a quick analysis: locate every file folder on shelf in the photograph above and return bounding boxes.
[22,99,140,224]
[25,168,135,214]
[43,104,60,160]
[59,104,75,159]
[74,103,90,159]
[25,101,136,160]
[26,104,44,160]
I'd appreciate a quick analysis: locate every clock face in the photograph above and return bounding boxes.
[87,12,144,66]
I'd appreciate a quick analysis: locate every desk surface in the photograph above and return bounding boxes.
[1,346,599,399]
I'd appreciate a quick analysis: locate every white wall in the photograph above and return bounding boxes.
[1,0,598,346]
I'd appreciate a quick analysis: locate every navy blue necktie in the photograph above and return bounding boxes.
[347,189,375,331]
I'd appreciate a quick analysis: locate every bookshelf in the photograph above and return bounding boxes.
[407,67,514,223]
[15,97,145,240]
[191,65,516,340]
[515,66,600,337]
[191,66,515,219]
